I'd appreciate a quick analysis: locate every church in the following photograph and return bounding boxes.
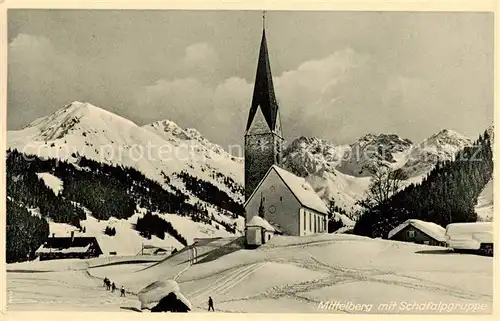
[244,19,328,242]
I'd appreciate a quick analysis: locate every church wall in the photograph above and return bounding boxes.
[299,208,328,236]
[245,169,301,236]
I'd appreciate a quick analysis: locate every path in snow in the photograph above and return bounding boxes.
[6,234,493,313]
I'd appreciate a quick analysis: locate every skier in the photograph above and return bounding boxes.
[208,296,214,311]
[103,277,107,287]
[120,286,126,297]
[112,282,116,293]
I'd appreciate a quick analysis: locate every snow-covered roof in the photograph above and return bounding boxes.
[445,222,493,236]
[36,244,91,254]
[249,165,328,215]
[138,280,192,311]
[388,219,446,242]
[246,215,277,231]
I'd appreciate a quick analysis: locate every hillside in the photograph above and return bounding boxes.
[6,102,246,263]
[8,101,243,202]
[283,130,474,214]
[7,234,493,313]
[6,101,492,263]
[475,178,493,222]
[401,129,472,177]
[354,129,493,238]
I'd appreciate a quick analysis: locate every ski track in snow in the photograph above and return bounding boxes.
[6,235,493,313]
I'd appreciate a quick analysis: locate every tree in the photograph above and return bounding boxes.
[327,199,345,233]
[358,166,408,211]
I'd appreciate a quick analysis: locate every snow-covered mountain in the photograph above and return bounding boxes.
[7,100,488,228]
[7,101,245,245]
[283,136,350,176]
[143,120,243,164]
[337,133,413,177]
[283,129,476,214]
[8,101,243,200]
[401,129,473,177]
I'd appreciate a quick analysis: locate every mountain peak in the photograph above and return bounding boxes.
[423,128,471,148]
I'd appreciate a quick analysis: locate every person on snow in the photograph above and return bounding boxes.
[103,277,107,287]
[208,296,214,311]
[120,286,126,297]
[112,282,116,293]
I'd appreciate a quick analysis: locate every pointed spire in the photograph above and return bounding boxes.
[245,13,279,133]
[262,10,266,30]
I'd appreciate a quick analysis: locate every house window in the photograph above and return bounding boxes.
[407,230,416,238]
[309,212,312,232]
[280,196,283,201]
[303,211,306,232]
[424,241,430,245]
[314,215,317,233]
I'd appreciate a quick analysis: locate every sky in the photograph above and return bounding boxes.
[7,10,493,149]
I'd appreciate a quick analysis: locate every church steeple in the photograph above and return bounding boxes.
[244,12,284,200]
[245,15,281,136]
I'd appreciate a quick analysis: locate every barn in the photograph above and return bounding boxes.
[244,165,328,237]
[388,219,447,246]
[35,232,103,261]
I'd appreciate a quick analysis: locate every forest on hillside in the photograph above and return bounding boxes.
[354,129,493,238]
[5,150,240,263]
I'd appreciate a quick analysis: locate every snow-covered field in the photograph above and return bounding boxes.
[7,234,493,314]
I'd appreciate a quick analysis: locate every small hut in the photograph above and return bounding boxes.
[388,219,447,246]
[245,216,280,248]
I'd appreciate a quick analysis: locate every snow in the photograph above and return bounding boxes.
[36,245,91,254]
[36,172,63,196]
[402,129,472,177]
[388,219,446,242]
[445,222,493,237]
[48,212,184,256]
[246,216,276,231]
[445,222,493,250]
[137,280,192,310]
[7,234,492,313]
[272,165,328,214]
[158,213,235,245]
[307,169,371,214]
[8,101,244,205]
[475,179,493,221]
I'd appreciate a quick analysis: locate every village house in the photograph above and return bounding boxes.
[35,231,103,261]
[387,219,447,246]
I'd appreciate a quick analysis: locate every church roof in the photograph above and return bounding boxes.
[244,165,329,215]
[272,166,328,215]
[245,29,280,133]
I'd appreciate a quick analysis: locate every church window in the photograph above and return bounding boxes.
[280,196,283,201]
